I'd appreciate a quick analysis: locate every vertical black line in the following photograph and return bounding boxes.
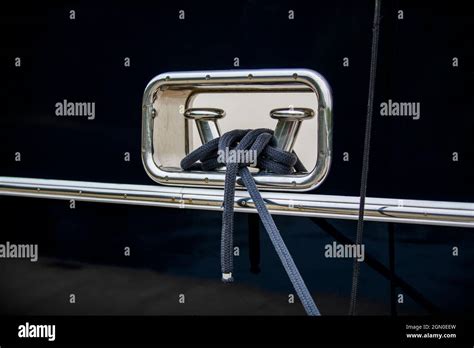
[349,0,382,316]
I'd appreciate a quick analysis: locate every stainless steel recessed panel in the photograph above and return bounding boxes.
[141,69,333,191]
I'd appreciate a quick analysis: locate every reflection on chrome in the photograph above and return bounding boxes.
[0,176,472,228]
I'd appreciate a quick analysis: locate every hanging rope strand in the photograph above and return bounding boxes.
[181,128,320,316]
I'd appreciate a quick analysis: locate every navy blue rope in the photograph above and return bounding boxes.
[181,128,320,316]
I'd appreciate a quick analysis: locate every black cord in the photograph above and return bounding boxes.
[348,0,382,316]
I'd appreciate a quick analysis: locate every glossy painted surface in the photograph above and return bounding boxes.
[1,0,473,318]
[1,1,472,202]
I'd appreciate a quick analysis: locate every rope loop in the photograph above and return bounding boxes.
[181,128,320,316]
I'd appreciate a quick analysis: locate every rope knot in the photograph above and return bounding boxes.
[180,128,319,315]
[181,128,305,174]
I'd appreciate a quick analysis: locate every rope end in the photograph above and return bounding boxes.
[221,272,234,283]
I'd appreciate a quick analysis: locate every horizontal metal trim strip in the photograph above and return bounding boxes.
[0,176,472,228]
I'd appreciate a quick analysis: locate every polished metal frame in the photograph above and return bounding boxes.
[141,69,333,192]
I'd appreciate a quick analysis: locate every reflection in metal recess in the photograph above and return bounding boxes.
[142,69,333,192]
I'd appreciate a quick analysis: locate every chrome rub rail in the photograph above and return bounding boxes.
[0,177,472,228]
